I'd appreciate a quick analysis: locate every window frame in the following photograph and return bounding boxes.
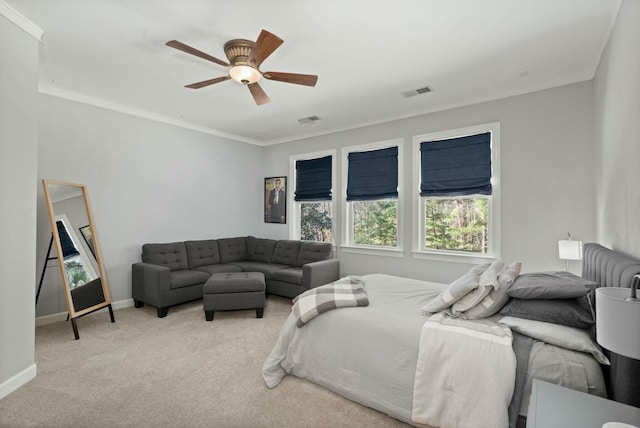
[55,213,99,281]
[412,122,501,263]
[289,149,337,243]
[341,139,404,257]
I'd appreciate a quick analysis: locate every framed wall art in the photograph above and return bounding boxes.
[264,176,286,224]
[78,224,97,259]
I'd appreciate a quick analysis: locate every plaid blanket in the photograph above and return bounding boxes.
[292,276,369,327]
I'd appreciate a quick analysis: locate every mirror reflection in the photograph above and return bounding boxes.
[42,180,114,339]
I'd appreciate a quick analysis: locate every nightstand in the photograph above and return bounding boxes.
[527,380,640,428]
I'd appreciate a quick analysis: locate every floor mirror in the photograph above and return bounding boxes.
[41,179,114,339]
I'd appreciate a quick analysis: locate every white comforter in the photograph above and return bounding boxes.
[411,313,516,428]
[262,274,605,426]
[263,274,446,423]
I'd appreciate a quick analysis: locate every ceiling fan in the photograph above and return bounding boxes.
[166,29,318,106]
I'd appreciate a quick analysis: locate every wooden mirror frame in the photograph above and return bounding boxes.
[42,179,114,339]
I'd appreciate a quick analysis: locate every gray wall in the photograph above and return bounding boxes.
[261,82,597,284]
[0,14,38,398]
[593,0,640,258]
[35,95,264,317]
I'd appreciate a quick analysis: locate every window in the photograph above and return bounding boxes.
[290,151,335,243]
[342,140,403,252]
[55,215,98,289]
[413,123,500,260]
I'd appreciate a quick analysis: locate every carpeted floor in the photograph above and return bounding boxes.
[0,296,409,428]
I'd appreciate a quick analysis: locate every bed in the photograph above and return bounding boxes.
[263,243,640,427]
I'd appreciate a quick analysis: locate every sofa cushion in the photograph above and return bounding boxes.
[169,270,209,290]
[246,236,276,263]
[193,264,242,275]
[271,240,301,266]
[185,239,220,268]
[227,261,291,279]
[271,268,303,285]
[296,241,332,267]
[142,242,188,271]
[218,237,248,263]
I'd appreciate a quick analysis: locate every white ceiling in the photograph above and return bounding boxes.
[7,0,621,145]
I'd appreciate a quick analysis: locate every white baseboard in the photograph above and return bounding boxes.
[0,363,37,401]
[35,312,67,327]
[35,298,135,327]
[112,298,134,310]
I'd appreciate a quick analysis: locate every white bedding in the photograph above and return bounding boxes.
[262,273,606,426]
[263,274,443,423]
[412,313,516,428]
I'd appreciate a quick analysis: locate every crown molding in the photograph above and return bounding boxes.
[39,84,265,146]
[0,0,43,41]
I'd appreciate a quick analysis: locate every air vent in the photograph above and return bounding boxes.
[402,85,433,98]
[298,115,321,125]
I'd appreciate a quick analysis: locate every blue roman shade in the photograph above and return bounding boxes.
[295,155,332,201]
[347,146,398,201]
[420,132,492,197]
[56,220,80,259]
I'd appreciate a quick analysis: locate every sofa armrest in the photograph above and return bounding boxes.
[132,262,171,306]
[302,258,340,289]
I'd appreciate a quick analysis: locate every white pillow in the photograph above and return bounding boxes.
[499,315,610,365]
[458,262,522,320]
[478,259,507,290]
[420,263,491,315]
[451,259,508,315]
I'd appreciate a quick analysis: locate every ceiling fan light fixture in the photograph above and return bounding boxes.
[229,65,261,85]
[167,30,317,105]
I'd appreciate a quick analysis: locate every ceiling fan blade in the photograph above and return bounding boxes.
[263,71,318,87]
[184,76,231,89]
[247,82,271,105]
[248,30,283,68]
[166,40,230,67]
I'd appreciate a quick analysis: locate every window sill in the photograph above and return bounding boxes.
[340,245,405,258]
[411,250,497,264]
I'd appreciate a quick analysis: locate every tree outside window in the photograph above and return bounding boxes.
[300,202,333,242]
[424,197,488,253]
[352,200,397,247]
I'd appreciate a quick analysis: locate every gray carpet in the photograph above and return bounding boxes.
[0,296,409,428]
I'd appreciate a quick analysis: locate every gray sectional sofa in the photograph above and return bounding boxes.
[132,236,339,317]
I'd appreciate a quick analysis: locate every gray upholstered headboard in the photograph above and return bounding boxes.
[582,243,640,407]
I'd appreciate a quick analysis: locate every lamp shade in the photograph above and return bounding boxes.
[558,240,582,260]
[229,65,261,84]
[596,287,640,360]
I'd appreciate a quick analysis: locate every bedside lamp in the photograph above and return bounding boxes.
[558,233,582,271]
[595,274,640,360]
[596,275,640,428]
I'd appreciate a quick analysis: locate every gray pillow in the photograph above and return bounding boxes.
[499,316,610,365]
[499,294,595,328]
[507,271,597,299]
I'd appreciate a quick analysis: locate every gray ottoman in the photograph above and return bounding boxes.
[203,272,265,321]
